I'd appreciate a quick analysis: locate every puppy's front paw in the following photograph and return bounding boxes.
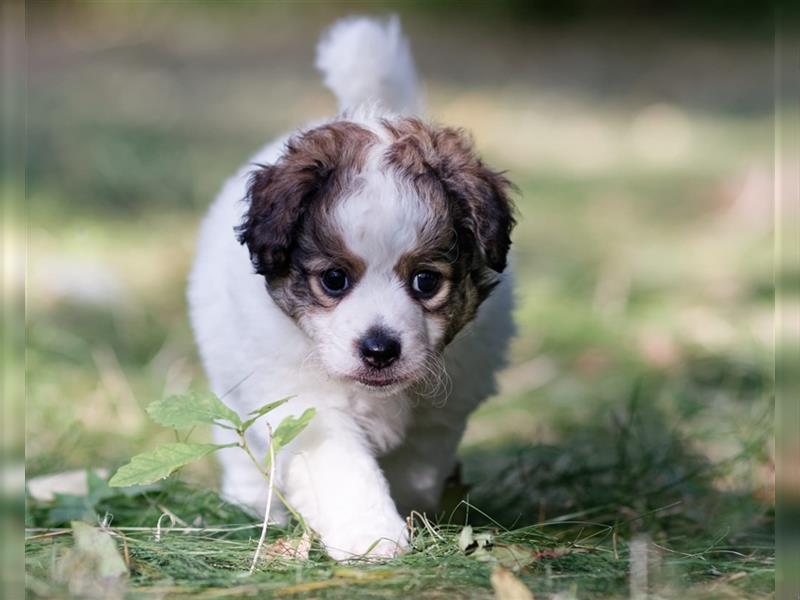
[322,516,409,561]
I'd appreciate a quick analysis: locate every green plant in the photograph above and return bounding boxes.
[108,391,315,572]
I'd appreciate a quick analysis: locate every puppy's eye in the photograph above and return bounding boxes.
[320,268,350,296]
[411,270,442,298]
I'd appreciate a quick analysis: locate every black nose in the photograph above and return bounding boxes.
[359,328,401,369]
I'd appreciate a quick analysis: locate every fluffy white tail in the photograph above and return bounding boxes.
[315,16,421,114]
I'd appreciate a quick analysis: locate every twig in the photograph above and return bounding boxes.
[238,432,305,528]
[248,423,276,575]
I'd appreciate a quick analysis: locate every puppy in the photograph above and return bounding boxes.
[188,16,516,560]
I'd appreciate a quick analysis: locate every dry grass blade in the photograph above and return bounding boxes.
[248,424,277,574]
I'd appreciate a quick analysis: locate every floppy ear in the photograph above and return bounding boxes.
[237,159,333,280]
[441,155,515,273]
[237,122,376,279]
[386,119,516,273]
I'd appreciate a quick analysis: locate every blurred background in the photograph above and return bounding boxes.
[24,1,788,596]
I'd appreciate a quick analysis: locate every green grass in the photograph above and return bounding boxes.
[24,374,773,598]
[23,4,776,598]
[25,480,772,598]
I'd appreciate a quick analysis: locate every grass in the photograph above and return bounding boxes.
[25,481,773,598]
[23,4,776,598]
[24,371,774,598]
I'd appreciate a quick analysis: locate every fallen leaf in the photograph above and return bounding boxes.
[53,521,128,599]
[262,533,312,561]
[459,527,539,572]
[491,566,534,600]
[459,525,494,555]
[71,521,128,579]
[458,525,475,552]
[483,544,540,571]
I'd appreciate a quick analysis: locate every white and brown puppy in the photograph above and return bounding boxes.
[188,16,516,560]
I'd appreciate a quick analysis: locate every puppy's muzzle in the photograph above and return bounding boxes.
[359,327,401,369]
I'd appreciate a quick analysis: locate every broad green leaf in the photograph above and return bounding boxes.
[271,408,316,452]
[240,397,293,432]
[108,443,226,487]
[70,521,128,579]
[147,392,241,429]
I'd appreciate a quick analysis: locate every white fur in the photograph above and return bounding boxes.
[187,17,513,560]
[316,15,422,114]
[298,147,444,420]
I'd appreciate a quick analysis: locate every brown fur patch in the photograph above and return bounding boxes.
[238,121,378,280]
[237,121,377,316]
[384,117,516,344]
[382,117,516,274]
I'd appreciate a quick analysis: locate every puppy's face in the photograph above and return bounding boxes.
[238,119,515,394]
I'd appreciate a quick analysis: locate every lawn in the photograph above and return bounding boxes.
[25,4,775,598]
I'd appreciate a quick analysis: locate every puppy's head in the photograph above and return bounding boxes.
[238,118,515,393]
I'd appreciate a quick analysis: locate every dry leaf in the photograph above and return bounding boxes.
[53,522,128,599]
[460,526,541,572]
[485,544,540,571]
[459,525,494,554]
[458,525,475,552]
[491,566,534,600]
[262,532,312,561]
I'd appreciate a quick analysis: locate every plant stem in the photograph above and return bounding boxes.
[248,424,276,575]
[236,429,307,529]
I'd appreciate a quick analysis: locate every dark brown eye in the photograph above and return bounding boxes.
[411,270,442,298]
[320,268,349,296]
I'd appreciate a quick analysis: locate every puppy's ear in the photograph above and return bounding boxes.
[237,160,332,280]
[237,122,376,279]
[443,154,515,273]
[385,119,516,273]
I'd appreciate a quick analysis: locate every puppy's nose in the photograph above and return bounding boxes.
[359,328,401,369]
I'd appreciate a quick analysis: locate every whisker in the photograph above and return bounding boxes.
[412,349,451,406]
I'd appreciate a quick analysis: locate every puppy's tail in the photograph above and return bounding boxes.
[315,16,422,115]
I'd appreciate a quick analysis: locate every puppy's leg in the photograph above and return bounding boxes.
[279,411,408,561]
[379,420,465,517]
